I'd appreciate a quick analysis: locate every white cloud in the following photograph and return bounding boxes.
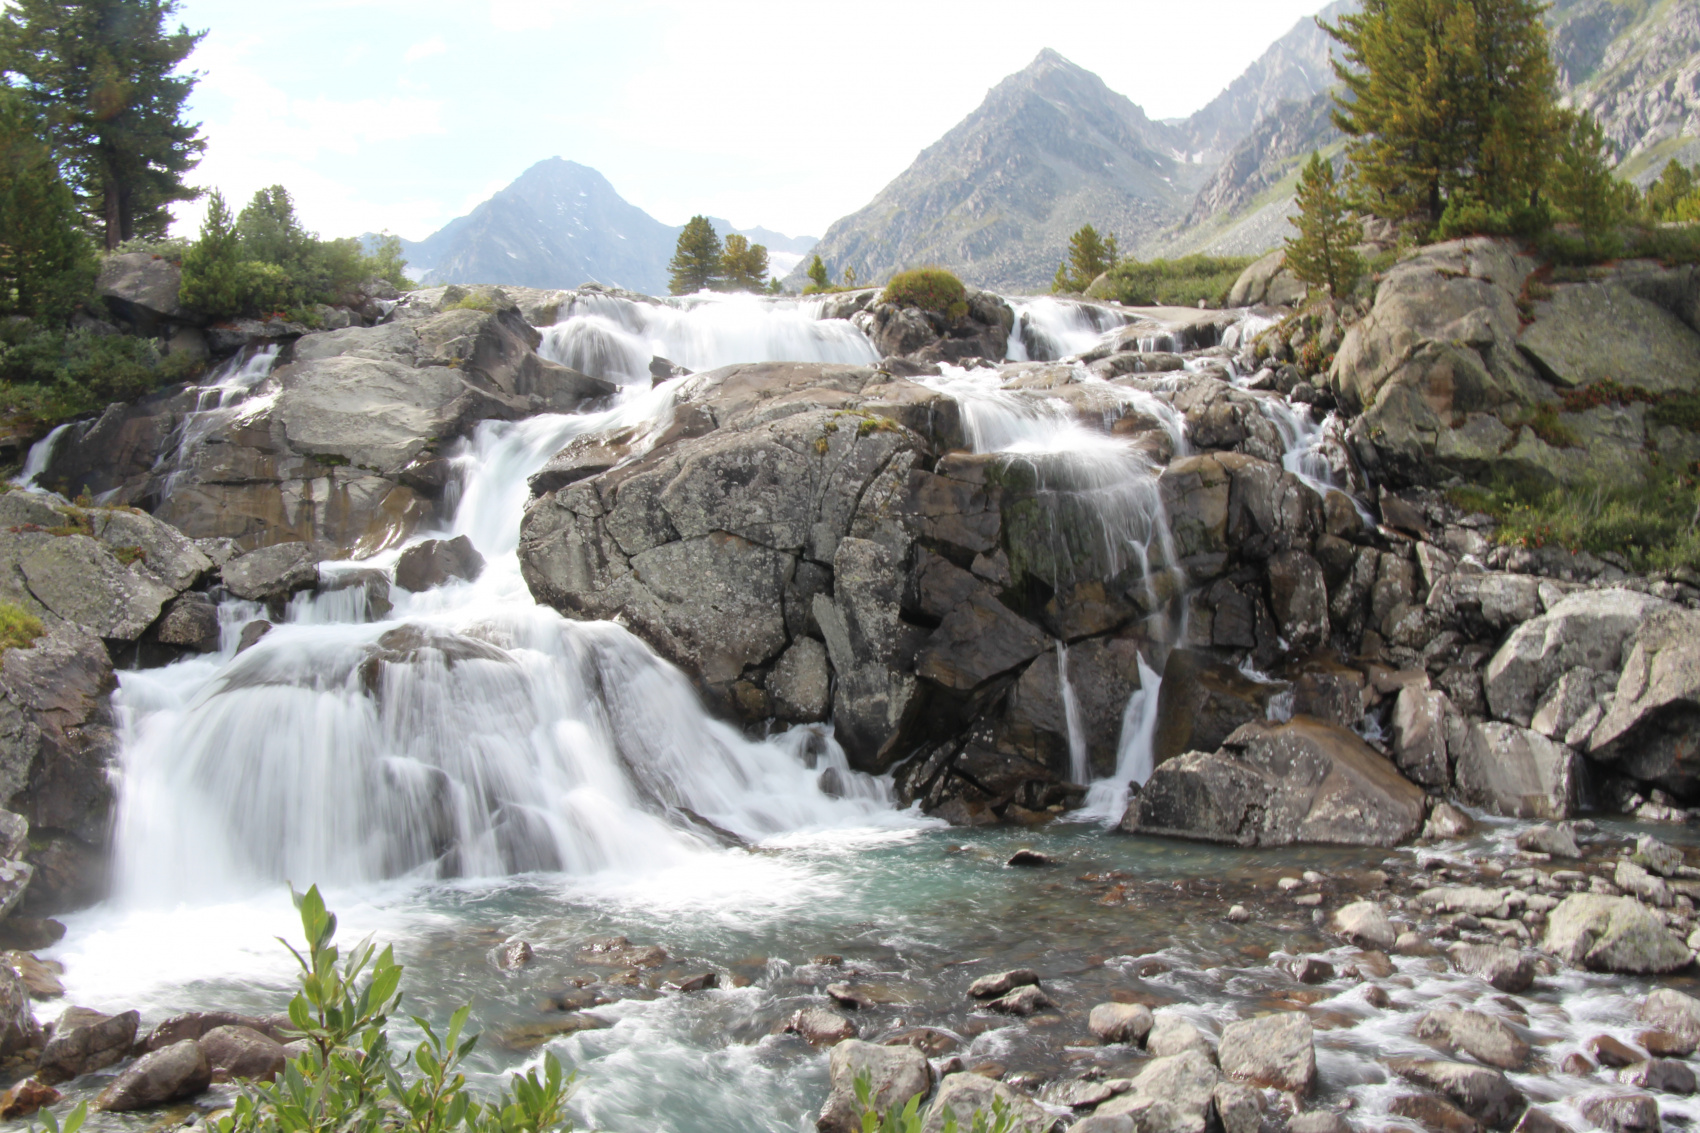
[404,36,447,62]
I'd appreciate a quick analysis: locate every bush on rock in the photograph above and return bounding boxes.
[881,269,968,320]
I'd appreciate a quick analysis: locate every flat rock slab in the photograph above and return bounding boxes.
[1544,894,1692,973]
[1219,1012,1316,1095]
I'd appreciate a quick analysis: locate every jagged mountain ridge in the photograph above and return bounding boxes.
[387,158,815,295]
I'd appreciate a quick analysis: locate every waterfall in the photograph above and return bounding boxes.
[13,422,72,489]
[154,347,283,501]
[1056,642,1090,786]
[536,291,878,385]
[1005,297,1128,362]
[1077,652,1162,825]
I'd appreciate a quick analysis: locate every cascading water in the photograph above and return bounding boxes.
[153,346,282,500]
[537,291,878,385]
[1077,652,1162,823]
[1004,297,1129,362]
[13,422,72,489]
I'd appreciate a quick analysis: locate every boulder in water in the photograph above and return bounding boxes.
[394,535,485,593]
[1484,590,1668,727]
[1095,1049,1220,1133]
[788,1007,857,1046]
[0,1078,59,1120]
[967,969,1039,999]
[37,1005,136,1083]
[152,592,220,652]
[1448,944,1536,992]
[1415,1008,1530,1070]
[1387,1058,1525,1130]
[1451,722,1578,819]
[1333,901,1396,949]
[198,1024,287,1082]
[1576,1092,1660,1133]
[1089,1002,1153,1045]
[1639,989,1700,1054]
[144,1010,285,1051]
[1147,1014,1214,1059]
[1219,1012,1316,1095]
[922,1072,1052,1133]
[95,1039,211,1110]
[222,542,318,603]
[1544,894,1692,973]
[816,1038,931,1133]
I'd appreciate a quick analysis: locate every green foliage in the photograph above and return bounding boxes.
[806,254,831,291]
[1457,468,1700,572]
[1506,402,1581,448]
[364,233,415,290]
[1052,224,1118,294]
[1090,255,1256,307]
[1547,109,1635,255]
[0,316,199,427]
[30,1098,86,1133]
[0,89,96,321]
[1285,152,1365,296]
[0,601,44,655]
[882,268,968,319]
[843,266,859,287]
[1643,160,1700,223]
[444,293,497,314]
[180,190,283,320]
[668,215,723,295]
[720,234,770,292]
[1325,0,1558,230]
[0,0,206,249]
[1433,195,1551,240]
[216,885,575,1133]
[853,1073,1012,1133]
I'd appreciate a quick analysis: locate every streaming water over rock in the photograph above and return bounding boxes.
[1005,297,1129,362]
[13,422,72,489]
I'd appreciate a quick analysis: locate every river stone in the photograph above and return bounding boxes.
[1415,1008,1530,1070]
[1512,1108,1574,1133]
[1590,607,1700,798]
[37,1005,137,1083]
[987,985,1053,1015]
[7,952,62,999]
[1071,1118,1134,1133]
[788,1007,857,1047]
[1576,1092,1661,1133]
[1393,685,1451,787]
[1218,1012,1315,1095]
[394,536,485,593]
[0,860,32,922]
[96,1038,211,1111]
[1637,834,1685,877]
[1213,1082,1264,1133]
[1484,590,1669,726]
[1619,1059,1696,1094]
[1126,717,1426,847]
[817,1039,931,1133]
[199,1024,287,1082]
[1425,802,1475,839]
[1639,989,1700,1054]
[923,1073,1052,1133]
[1448,944,1536,993]
[222,542,318,603]
[770,638,830,722]
[1451,722,1577,819]
[1388,1059,1525,1129]
[1519,282,1700,393]
[1543,894,1692,973]
[153,592,219,652]
[1334,900,1396,949]
[1391,1094,1480,1133]
[1516,823,1580,858]
[1288,1116,1355,1133]
[1096,1049,1219,1133]
[967,969,1039,999]
[1147,1013,1213,1059]
[1090,1002,1154,1045]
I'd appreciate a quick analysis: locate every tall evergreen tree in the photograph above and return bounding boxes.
[1645,160,1698,222]
[668,216,722,295]
[0,0,205,249]
[1052,224,1118,293]
[1548,109,1633,244]
[0,88,95,320]
[806,254,830,290]
[720,234,770,292]
[1324,0,1557,231]
[1285,152,1365,297]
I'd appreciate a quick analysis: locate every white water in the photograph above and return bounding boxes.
[537,291,877,385]
[153,347,282,500]
[13,422,72,489]
[1004,297,1128,362]
[1077,653,1161,824]
[1056,642,1090,786]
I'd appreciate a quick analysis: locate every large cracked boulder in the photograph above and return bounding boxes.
[96,252,186,329]
[1451,722,1578,819]
[1519,281,1700,392]
[1591,606,1700,799]
[1484,589,1671,727]
[1123,716,1426,847]
[1544,894,1692,973]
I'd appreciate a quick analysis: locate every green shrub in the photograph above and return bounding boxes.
[445,293,498,314]
[1453,468,1700,572]
[1089,255,1255,308]
[217,886,574,1133]
[854,1073,1012,1133]
[0,319,202,428]
[0,602,43,655]
[882,268,968,319]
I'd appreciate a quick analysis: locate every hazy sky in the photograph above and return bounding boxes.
[169,0,1334,242]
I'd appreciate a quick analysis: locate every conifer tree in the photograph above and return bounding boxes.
[1645,160,1698,222]
[1285,152,1365,297]
[843,266,858,287]
[0,88,95,320]
[1549,109,1633,246]
[806,254,830,290]
[719,234,770,292]
[1324,0,1557,231]
[0,0,206,248]
[1052,224,1118,293]
[668,215,723,295]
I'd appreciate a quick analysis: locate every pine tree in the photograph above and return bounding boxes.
[1324,0,1557,232]
[1052,224,1118,293]
[843,266,858,287]
[1285,152,1365,297]
[1645,160,1698,222]
[1548,109,1633,248]
[719,234,770,292]
[806,254,830,291]
[0,0,206,249]
[0,88,95,321]
[668,216,723,295]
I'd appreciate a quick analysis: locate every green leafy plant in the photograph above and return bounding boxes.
[0,318,202,429]
[30,1098,86,1133]
[215,886,575,1133]
[1088,255,1255,307]
[882,268,968,319]
[0,601,44,655]
[853,1073,1012,1133]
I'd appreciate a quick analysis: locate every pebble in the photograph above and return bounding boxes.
[1278,877,1303,892]
[1006,849,1052,867]
[1226,905,1251,923]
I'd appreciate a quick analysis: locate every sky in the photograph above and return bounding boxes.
[167,0,1335,243]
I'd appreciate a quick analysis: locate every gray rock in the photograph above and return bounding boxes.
[1388,1058,1525,1129]
[0,860,32,921]
[1218,1012,1316,1095]
[96,252,185,325]
[1576,1092,1660,1133]
[0,530,176,642]
[153,592,220,652]
[1520,282,1700,393]
[1543,894,1692,973]
[1531,668,1611,743]
[1618,1059,1696,1095]
[1485,590,1668,726]
[987,985,1054,1015]
[394,536,485,593]
[1146,1014,1213,1059]
[817,1039,931,1133]
[1095,1050,1219,1133]
[1089,1002,1154,1045]
[1591,607,1700,797]
[1126,717,1426,847]
[967,969,1039,999]
[1639,988,1700,1052]
[1451,722,1577,819]
[1516,823,1580,858]
[37,1005,137,1084]
[95,1038,211,1111]
[0,812,26,861]
[85,508,214,594]
[222,542,319,603]
[1636,834,1685,877]
[1070,1118,1135,1133]
[770,638,830,722]
[1287,1116,1354,1133]
[144,1011,286,1051]
[1333,901,1397,949]
[1227,250,1305,308]
[1448,944,1536,992]
[787,1007,857,1047]
[198,1024,287,1082]
[1393,685,1451,788]
[0,967,36,1056]
[922,1073,1053,1133]
[1266,550,1330,652]
[1425,802,1476,839]
[1415,1008,1530,1070]
[1212,1082,1264,1133]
